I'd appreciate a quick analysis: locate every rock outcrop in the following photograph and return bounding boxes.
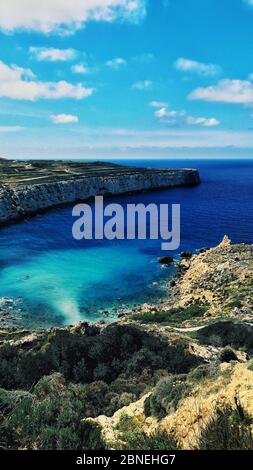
[169,236,253,319]
[92,361,253,450]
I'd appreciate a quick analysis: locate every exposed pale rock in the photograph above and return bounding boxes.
[169,236,253,318]
[90,362,253,450]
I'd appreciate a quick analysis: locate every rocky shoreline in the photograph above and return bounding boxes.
[0,160,200,225]
[1,237,252,332]
[1,236,252,329]
[125,236,253,327]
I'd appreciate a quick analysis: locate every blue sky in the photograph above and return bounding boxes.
[1,0,253,158]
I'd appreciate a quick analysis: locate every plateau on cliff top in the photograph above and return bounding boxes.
[0,159,199,186]
[0,160,199,226]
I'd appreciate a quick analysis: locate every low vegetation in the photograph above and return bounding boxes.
[114,415,178,450]
[0,320,252,449]
[0,374,104,450]
[0,324,202,392]
[0,324,202,449]
[133,304,208,326]
[199,404,253,450]
[144,374,192,419]
[194,321,253,354]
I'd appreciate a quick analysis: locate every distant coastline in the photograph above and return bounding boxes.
[0,160,200,226]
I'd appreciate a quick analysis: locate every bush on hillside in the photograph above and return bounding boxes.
[0,373,105,450]
[0,325,202,391]
[134,304,207,325]
[144,375,191,419]
[115,414,178,450]
[199,404,253,450]
[188,363,220,383]
[219,346,238,363]
[196,321,253,354]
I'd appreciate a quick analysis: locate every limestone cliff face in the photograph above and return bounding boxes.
[0,168,199,225]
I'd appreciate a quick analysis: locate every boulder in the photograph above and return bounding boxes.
[158,256,174,265]
[180,251,192,259]
[199,247,209,254]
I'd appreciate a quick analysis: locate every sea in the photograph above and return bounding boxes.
[0,158,252,327]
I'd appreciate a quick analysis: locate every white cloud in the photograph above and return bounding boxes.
[106,57,127,69]
[175,58,221,77]
[0,126,24,132]
[71,64,89,74]
[30,47,77,62]
[50,114,79,124]
[154,105,220,127]
[0,0,146,35]
[189,79,253,104]
[154,107,187,124]
[186,116,220,127]
[132,80,153,90]
[0,60,94,101]
[150,101,169,108]
[154,107,177,119]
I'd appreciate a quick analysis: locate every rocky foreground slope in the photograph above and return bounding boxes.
[129,236,253,328]
[86,237,253,449]
[0,237,253,450]
[0,159,199,225]
[170,235,253,319]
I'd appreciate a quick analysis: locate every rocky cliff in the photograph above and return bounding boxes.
[127,236,253,327]
[169,235,253,320]
[0,161,199,225]
[92,361,253,450]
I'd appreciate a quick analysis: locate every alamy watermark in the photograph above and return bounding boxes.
[72,196,180,251]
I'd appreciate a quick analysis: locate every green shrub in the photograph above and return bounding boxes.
[219,347,238,363]
[188,363,220,383]
[166,340,202,374]
[134,304,207,325]
[244,278,253,287]
[110,393,135,410]
[134,311,171,324]
[0,324,202,396]
[199,405,253,450]
[0,322,203,449]
[0,373,105,450]
[195,321,253,354]
[247,359,253,371]
[115,415,178,450]
[0,324,174,390]
[145,375,192,419]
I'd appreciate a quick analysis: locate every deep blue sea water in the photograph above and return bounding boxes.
[0,158,252,327]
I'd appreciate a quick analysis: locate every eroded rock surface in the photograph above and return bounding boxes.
[170,236,253,318]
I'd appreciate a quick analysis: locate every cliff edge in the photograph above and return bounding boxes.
[0,160,200,225]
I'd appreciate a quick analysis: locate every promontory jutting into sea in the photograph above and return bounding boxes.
[0,159,199,225]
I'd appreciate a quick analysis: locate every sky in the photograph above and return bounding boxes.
[1,0,253,159]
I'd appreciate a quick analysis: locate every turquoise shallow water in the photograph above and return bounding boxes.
[0,242,169,326]
[0,158,252,327]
